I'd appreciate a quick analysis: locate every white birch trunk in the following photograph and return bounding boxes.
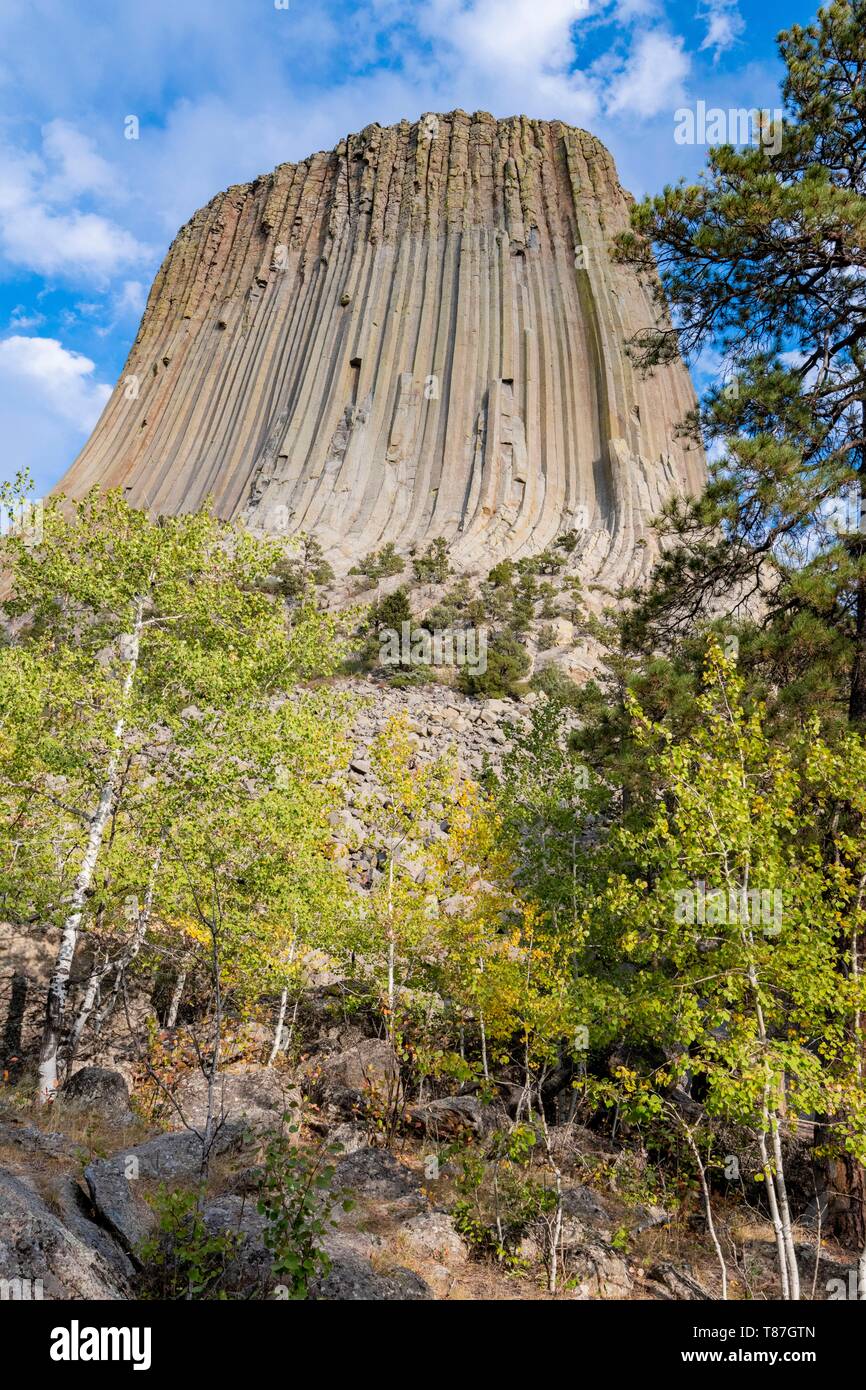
[166,967,187,1029]
[37,599,144,1102]
[72,845,161,1053]
[267,989,288,1068]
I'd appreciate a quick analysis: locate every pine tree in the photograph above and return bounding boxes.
[616,0,866,727]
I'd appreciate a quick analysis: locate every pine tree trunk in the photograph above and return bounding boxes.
[37,600,144,1102]
[849,573,866,722]
[828,1153,866,1250]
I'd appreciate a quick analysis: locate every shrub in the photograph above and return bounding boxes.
[458,630,530,698]
[412,537,451,584]
[538,582,558,619]
[529,665,580,707]
[257,1109,353,1300]
[350,543,405,580]
[272,536,334,598]
[138,1187,243,1300]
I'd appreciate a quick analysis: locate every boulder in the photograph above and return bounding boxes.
[300,1037,400,1114]
[313,1248,432,1301]
[646,1261,714,1301]
[196,1194,434,1301]
[50,1174,136,1285]
[407,1094,500,1138]
[630,1202,671,1236]
[396,1210,467,1296]
[568,1240,633,1299]
[333,1147,425,1214]
[85,1125,244,1260]
[59,1066,132,1123]
[559,1217,633,1299]
[327,1121,369,1156]
[168,1064,300,1133]
[560,1184,613,1237]
[0,1118,77,1162]
[0,1168,131,1300]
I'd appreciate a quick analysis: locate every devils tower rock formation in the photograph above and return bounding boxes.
[59,112,703,583]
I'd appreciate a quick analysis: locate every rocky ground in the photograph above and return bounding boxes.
[1,992,856,1301]
[1,671,858,1303]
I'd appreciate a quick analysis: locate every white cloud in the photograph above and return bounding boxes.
[413,0,600,123]
[423,0,592,75]
[612,0,660,19]
[8,305,46,330]
[114,280,146,317]
[0,132,150,282]
[699,0,745,61]
[606,29,690,118]
[0,336,111,432]
[0,335,113,494]
[41,119,117,200]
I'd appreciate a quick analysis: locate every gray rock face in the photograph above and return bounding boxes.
[84,1126,244,1259]
[333,1147,425,1214]
[300,1037,400,1115]
[313,1251,432,1301]
[561,1220,634,1299]
[60,1066,132,1122]
[58,112,703,584]
[50,1174,137,1285]
[396,1210,467,1297]
[646,1262,714,1301]
[168,1064,300,1133]
[408,1094,501,1137]
[198,1178,439,1301]
[0,1118,77,1161]
[0,1169,131,1300]
[560,1183,613,1235]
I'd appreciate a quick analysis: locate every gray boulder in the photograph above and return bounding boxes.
[300,1037,400,1114]
[560,1184,613,1238]
[408,1094,502,1138]
[313,1249,432,1301]
[396,1209,467,1296]
[60,1066,132,1123]
[559,1217,633,1299]
[197,1194,435,1301]
[85,1125,244,1260]
[0,1118,77,1161]
[0,1168,131,1300]
[50,1174,136,1285]
[646,1261,714,1301]
[333,1147,425,1214]
[168,1064,300,1133]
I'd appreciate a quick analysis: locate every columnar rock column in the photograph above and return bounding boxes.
[58,112,704,583]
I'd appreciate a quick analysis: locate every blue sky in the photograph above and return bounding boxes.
[0,0,819,495]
